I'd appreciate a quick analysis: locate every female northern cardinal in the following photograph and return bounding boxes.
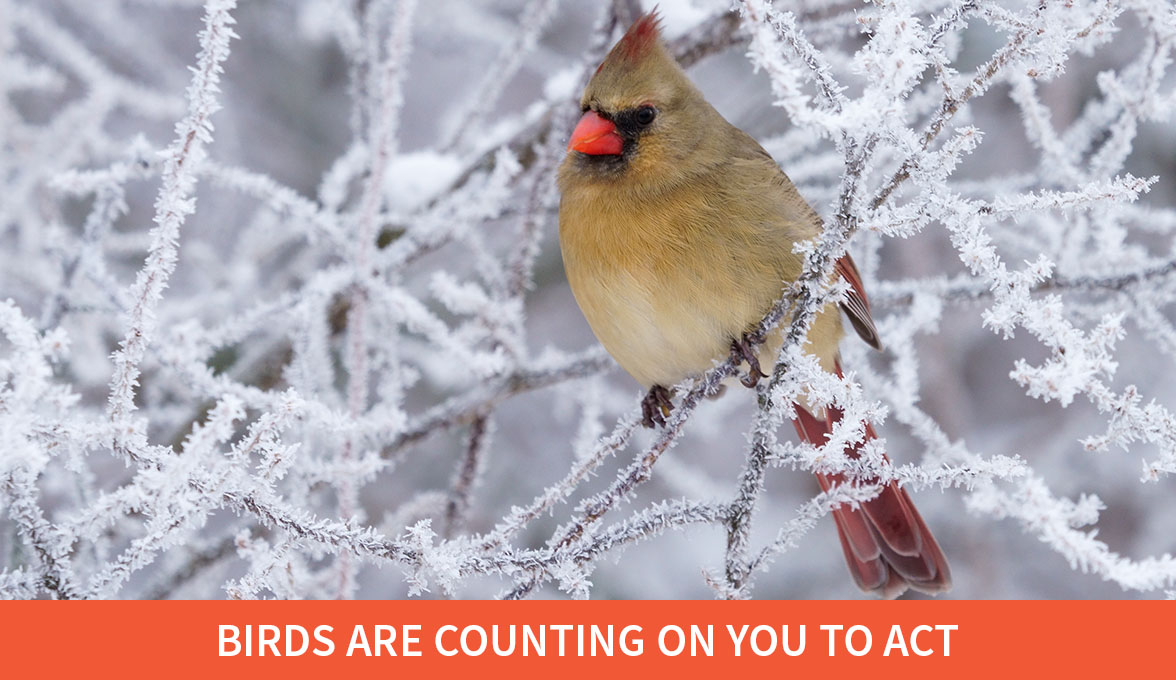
[557,11,951,597]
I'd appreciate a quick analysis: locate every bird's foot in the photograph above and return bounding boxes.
[730,334,768,388]
[641,384,674,428]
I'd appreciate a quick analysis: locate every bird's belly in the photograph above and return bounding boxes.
[566,255,846,389]
[567,263,743,388]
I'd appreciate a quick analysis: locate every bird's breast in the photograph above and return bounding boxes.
[558,191,779,388]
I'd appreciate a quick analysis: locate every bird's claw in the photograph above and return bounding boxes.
[731,334,767,388]
[641,384,674,428]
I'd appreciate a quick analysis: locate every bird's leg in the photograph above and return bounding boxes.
[641,384,674,428]
[730,333,768,388]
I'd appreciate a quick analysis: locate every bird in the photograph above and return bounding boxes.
[556,10,951,598]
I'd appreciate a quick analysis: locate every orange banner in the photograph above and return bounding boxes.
[0,600,1164,677]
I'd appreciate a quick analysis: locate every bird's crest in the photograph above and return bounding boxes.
[619,9,663,60]
[597,9,664,73]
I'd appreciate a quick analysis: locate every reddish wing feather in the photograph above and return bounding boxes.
[793,401,952,597]
[836,255,882,350]
[790,361,952,597]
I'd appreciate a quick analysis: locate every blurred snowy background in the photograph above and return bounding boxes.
[2,0,1175,599]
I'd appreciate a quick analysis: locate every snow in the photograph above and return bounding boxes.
[383,151,464,213]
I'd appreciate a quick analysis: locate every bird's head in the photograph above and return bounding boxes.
[561,10,726,190]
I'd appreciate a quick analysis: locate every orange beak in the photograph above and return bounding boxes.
[568,110,624,156]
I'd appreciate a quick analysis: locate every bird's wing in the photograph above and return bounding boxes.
[835,254,882,350]
[728,129,884,351]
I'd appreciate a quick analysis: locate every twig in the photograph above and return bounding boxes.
[106,0,238,462]
[336,0,418,599]
[443,413,491,538]
[873,256,1176,308]
[141,533,241,600]
[382,349,612,458]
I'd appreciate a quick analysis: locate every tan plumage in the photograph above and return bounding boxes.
[557,12,951,598]
[558,22,843,387]
[559,145,845,387]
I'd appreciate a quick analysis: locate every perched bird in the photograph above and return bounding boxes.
[556,11,951,598]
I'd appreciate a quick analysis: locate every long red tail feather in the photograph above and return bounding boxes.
[792,371,951,597]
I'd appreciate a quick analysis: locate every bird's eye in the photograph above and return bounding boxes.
[635,106,656,126]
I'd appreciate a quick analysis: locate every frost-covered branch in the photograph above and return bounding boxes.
[3,0,1176,600]
[107,0,238,460]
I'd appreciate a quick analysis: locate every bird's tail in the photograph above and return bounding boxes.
[791,365,951,598]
